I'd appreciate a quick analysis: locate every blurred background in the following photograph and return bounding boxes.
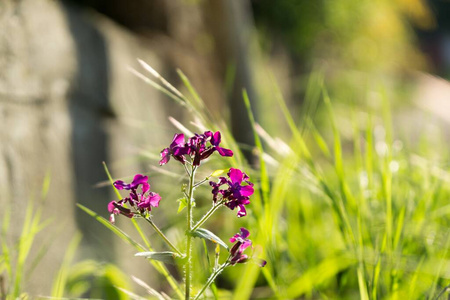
[1,0,450,298]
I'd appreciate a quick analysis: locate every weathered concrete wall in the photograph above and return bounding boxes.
[0,0,78,295]
[0,0,168,295]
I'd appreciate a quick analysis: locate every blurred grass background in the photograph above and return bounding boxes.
[1,0,450,299]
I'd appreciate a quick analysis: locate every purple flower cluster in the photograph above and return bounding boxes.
[229,228,266,267]
[159,131,233,166]
[107,130,266,269]
[108,174,161,223]
[209,168,254,217]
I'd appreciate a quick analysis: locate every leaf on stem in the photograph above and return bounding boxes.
[191,228,229,250]
[211,169,227,177]
[177,197,187,213]
[135,251,182,264]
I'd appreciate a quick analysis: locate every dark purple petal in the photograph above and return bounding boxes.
[113,202,132,215]
[113,180,128,190]
[199,148,215,160]
[230,227,250,243]
[254,258,267,267]
[173,155,187,164]
[230,241,241,256]
[240,227,250,239]
[228,168,243,185]
[216,147,233,157]
[172,146,189,156]
[231,253,249,265]
[193,154,202,166]
[159,148,170,165]
[225,200,238,210]
[204,131,213,138]
[210,131,221,146]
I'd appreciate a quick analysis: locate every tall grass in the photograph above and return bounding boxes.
[88,62,449,299]
[0,174,54,299]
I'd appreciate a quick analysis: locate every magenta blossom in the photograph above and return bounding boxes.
[159,133,189,166]
[108,174,161,223]
[228,228,266,267]
[187,131,233,166]
[159,131,233,166]
[209,168,254,217]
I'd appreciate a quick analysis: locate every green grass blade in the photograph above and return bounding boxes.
[243,90,270,204]
[285,255,355,298]
[77,204,183,299]
[51,232,83,298]
[77,204,147,251]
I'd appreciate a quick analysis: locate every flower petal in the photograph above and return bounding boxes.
[240,227,250,239]
[228,168,243,184]
[240,239,252,251]
[148,193,161,207]
[108,201,116,213]
[171,133,185,147]
[254,258,267,267]
[216,147,233,157]
[237,204,247,217]
[131,174,148,188]
[113,180,128,190]
[211,131,221,146]
[240,185,254,197]
[141,182,150,194]
[159,148,170,165]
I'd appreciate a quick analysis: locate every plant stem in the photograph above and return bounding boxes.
[143,216,184,257]
[193,263,229,300]
[186,165,197,300]
[192,201,224,232]
[193,177,209,189]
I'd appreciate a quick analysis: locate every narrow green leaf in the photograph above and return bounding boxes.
[191,228,229,250]
[135,251,181,264]
[77,204,146,251]
[51,232,82,298]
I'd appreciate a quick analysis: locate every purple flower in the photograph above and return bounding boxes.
[108,174,161,223]
[209,168,254,217]
[188,131,233,166]
[159,131,233,166]
[114,174,149,192]
[159,134,190,165]
[108,200,134,223]
[228,228,266,267]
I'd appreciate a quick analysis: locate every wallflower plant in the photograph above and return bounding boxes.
[107,131,265,299]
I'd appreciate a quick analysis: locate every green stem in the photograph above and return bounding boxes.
[192,201,224,232]
[186,165,197,300]
[193,177,209,189]
[143,216,184,257]
[193,263,229,300]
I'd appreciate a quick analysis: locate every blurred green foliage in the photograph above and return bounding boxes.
[85,61,450,299]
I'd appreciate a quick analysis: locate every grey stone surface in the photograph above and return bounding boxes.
[0,0,168,295]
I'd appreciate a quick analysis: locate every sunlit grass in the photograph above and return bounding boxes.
[107,62,448,299]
